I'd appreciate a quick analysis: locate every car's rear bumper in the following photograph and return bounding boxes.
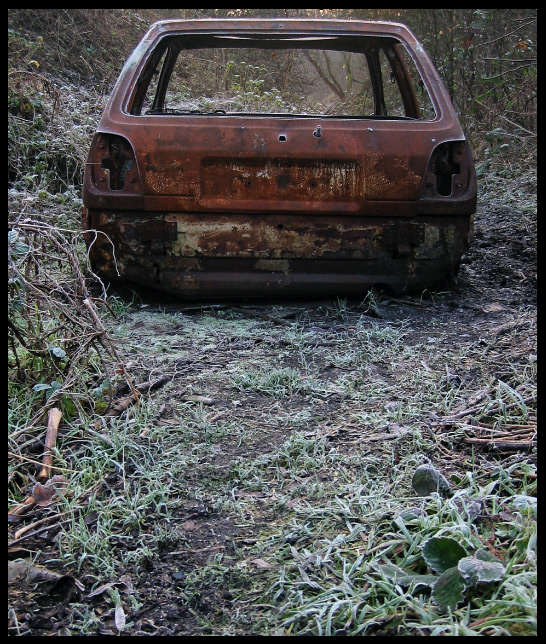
[83,209,473,298]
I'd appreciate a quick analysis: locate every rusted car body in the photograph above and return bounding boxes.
[82,18,476,299]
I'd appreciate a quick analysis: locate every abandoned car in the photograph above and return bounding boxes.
[82,18,477,299]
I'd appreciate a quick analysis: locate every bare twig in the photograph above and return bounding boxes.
[8,517,76,549]
[83,297,140,401]
[37,407,62,482]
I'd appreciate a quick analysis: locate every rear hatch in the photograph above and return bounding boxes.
[129,116,428,216]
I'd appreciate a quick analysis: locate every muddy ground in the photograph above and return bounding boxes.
[8,189,537,636]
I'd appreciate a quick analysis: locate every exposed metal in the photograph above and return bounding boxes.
[82,18,477,299]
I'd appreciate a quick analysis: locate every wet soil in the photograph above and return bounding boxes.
[8,193,537,636]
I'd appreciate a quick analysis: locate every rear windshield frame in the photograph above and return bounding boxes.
[127,32,437,122]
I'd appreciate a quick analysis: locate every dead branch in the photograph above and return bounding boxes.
[8,518,77,550]
[83,297,140,401]
[462,437,537,451]
[7,450,76,474]
[13,510,71,542]
[182,395,215,405]
[37,407,62,482]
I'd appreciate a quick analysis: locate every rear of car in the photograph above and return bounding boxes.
[82,19,476,298]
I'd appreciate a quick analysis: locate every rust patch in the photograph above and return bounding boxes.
[84,209,472,298]
[201,158,362,202]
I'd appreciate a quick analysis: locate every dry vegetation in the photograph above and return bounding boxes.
[8,9,536,636]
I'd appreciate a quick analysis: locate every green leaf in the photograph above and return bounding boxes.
[474,548,500,562]
[475,162,488,177]
[11,242,31,257]
[422,537,468,574]
[94,400,108,414]
[395,506,423,522]
[48,345,67,359]
[432,566,466,612]
[61,395,77,420]
[45,381,61,401]
[9,230,30,256]
[451,495,483,522]
[376,562,437,589]
[513,495,537,513]
[458,550,505,584]
[33,383,52,392]
[412,464,451,496]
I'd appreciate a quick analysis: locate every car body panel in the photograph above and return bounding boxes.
[82,19,476,298]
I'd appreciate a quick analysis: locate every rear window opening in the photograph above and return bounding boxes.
[130,36,436,120]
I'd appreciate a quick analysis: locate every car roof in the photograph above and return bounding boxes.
[143,18,420,42]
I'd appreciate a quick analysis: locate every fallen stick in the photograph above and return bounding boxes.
[463,437,537,451]
[7,451,75,473]
[13,510,71,542]
[134,376,171,393]
[37,408,62,482]
[382,296,426,308]
[8,495,36,517]
[468,421,536,431]
[91,394,138,432]
[462,424,536,437]
[8,518,77,550]
[466,429,536,440]
[8,480,103,548]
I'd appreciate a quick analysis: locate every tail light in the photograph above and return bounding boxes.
[421,140,474,199]
[85,133,142,194]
